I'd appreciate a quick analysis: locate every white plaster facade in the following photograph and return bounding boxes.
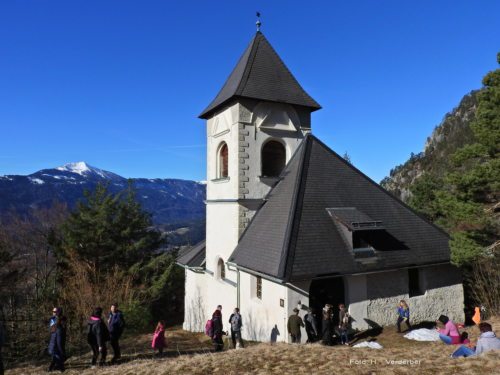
[182,100,311,342]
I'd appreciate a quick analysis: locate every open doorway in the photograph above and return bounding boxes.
[309,277,346,327]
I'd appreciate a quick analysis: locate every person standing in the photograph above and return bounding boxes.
[87,307,110,367]
[151,320,166,356]
[396,300,411,333]
[48,317,65,372]
[338,304,350,345]
[321,304,333,345]
[212,305,224,352]
[304,308,319,343]
[107,303,125,363]
[229,307,244,349]
[287,308,304,344]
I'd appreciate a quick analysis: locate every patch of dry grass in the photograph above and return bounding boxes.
[6,318,500,375]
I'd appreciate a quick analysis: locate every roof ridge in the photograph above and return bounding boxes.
[277,135,312,280]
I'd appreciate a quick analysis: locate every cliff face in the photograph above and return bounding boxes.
[381,91,478,202]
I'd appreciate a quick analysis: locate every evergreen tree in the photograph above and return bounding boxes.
[60,182,163,274]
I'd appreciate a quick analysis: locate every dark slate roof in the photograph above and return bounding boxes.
[228,135,451,282]
[199,32,321,119]
[177,240,206,268]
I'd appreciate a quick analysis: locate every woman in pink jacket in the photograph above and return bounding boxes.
[152,320,166,356]
[437,315,461,345]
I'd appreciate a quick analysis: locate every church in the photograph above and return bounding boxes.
[177,30,464,342]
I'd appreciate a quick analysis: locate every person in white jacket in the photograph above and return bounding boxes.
[452,322,500,358]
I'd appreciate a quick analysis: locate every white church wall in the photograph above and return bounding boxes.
[183,269,208,332]
[239,271,289,343]
[205,203,239,264]
[206,103,240,201]
[345,274,369,330]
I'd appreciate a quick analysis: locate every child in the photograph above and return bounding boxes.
[152,320,166,356]
[460,332,470,344]
[338,304,350,345]
[396,300,411,333]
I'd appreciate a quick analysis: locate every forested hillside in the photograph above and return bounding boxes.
[382,53,500,315]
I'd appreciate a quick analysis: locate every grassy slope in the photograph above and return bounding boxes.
[8,317,500,375]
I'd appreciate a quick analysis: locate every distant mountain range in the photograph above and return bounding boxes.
[0,162,206,245]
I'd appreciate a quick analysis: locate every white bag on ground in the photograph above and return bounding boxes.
[352,341,383,349]
[404,328,440,341]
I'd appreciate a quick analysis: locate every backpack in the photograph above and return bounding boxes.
[205,319,213,337]
[343,313,350,324]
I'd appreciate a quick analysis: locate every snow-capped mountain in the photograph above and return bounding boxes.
[0,162,206,243]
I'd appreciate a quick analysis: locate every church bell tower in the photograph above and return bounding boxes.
[199,30,321,278]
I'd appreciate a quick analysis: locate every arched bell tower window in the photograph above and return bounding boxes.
[261,140,286,177]
[218,258,226,279]
[217,142,228,178]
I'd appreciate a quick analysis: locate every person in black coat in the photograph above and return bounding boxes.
[107,303,125,363]
[211,305,224,352]
[87,307,110,367]
[48,317,65,372]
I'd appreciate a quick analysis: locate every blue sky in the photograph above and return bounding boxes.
[1,1,499,182]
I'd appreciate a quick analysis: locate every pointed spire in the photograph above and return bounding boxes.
[199,32,321,119]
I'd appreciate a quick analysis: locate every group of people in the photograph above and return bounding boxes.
[46,303,125,371]
[287,303,351,345]
[206,305,244,351]
[395,299,500,358]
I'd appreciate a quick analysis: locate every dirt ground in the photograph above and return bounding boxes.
[5,317,500,375]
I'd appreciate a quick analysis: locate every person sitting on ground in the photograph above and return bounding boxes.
[212,305,224,352]
[451,322,500,358]
[338,303,350,345]
[287,308,304,344]
[396,300,411,333]
[151,320,166,356]
[436,315,461,345]
[304,308,319,343]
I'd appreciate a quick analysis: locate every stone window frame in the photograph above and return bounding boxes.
[216,141,229,179]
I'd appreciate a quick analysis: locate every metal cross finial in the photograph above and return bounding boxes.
[256,11,261,32]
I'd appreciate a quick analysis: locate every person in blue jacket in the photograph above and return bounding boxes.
[48,316,65,372]
[107,303,125,363]
[396,300,412,333]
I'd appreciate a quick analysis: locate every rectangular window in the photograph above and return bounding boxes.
[408,268,423,297]
[256,276,262,299]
